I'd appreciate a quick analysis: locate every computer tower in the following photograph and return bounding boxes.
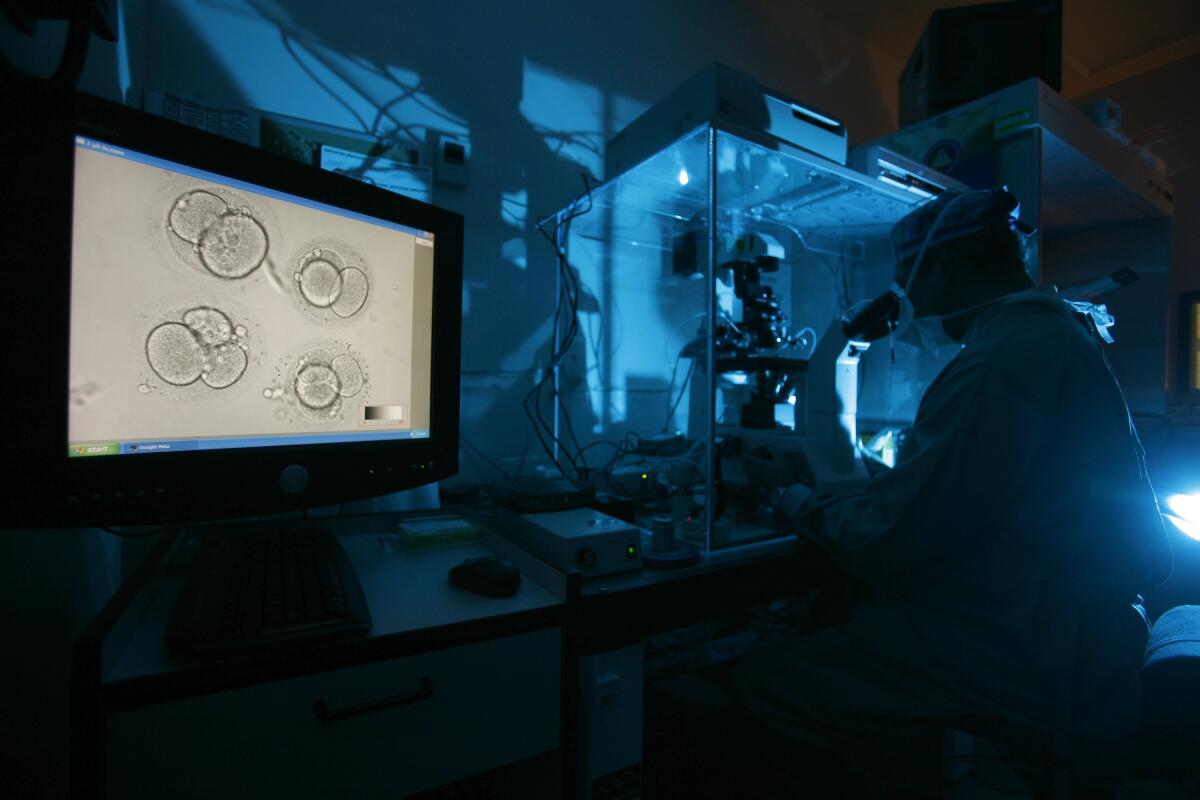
[899,0,1062,126]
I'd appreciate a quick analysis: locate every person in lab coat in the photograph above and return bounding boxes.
[728,188,1174,789]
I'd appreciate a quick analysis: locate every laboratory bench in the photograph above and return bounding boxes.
[73,507,832,800]
[72,512,565,800]
[478,505,837,799]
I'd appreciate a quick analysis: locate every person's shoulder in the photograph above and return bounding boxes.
[967,301,1110,395]
[973,300,1096,363]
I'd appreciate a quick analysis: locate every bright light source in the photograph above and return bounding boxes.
[678,168,689,186]
[787,394,797,406]
[1167,514,1200,541]
[1166,493,1200,541]
[1167,493,1200,520]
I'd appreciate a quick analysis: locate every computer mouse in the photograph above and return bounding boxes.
[448,556,521,598]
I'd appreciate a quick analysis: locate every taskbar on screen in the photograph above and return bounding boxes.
[68,429,431,457]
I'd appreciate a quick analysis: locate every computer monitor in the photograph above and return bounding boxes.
[2,83,462,527]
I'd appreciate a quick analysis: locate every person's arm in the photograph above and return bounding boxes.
[801,356,1040,579]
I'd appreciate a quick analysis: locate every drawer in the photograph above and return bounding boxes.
[106,628,560,799]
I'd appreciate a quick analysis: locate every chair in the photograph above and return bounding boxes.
[940,605,1200,798]
[1137,604,1200,782]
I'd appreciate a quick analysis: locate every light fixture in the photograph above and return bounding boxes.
[1165,492,1200,542]
[678,168,689,186]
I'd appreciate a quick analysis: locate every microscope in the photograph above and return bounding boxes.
[684,232,872,535]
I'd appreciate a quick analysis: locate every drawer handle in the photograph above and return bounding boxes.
[312,676,435,723]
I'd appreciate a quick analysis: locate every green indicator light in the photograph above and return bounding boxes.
[627,545,637,558]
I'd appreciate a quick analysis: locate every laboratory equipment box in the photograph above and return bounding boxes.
[550,103,926,552]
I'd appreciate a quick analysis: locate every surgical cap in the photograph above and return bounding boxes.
[891,188,1036,265]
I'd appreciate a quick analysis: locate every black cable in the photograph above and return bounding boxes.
[551,209,589,474]
[49,0,93,89]
[367,82,420,139]
[523,392,568,477]
[460,433,510,479]
[279,32,371,134]
[575,439,623,464]
[526,173,594,479]
[663,359,696,432]
[526,217,571,475]
[603,431,642,476]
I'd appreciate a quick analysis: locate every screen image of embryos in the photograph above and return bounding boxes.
[262,344,371,425]
[168,189,270,279]
[144,306,250,390]
[294,245,369,319]
[68,144,428,446]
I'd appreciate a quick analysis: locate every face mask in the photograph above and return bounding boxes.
[891,296,962,357]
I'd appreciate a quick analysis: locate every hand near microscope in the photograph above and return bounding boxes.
[773,483,844,545]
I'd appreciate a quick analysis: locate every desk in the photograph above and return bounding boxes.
[481,516,837,800]
[73,513,565,800]
[75,511,833,800]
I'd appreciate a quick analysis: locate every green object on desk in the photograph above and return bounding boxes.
[395,515,482,549]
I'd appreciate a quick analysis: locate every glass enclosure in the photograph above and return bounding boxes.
[553,124,925,551]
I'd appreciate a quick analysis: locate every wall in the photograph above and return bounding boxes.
[1073,54,1200,408]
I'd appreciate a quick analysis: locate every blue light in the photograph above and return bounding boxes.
[678,168,690,186]
[1166,493,1200,542]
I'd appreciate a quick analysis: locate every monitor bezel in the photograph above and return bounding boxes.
[6,85,461,527]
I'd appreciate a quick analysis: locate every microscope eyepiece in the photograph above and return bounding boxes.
[841,291,901,342]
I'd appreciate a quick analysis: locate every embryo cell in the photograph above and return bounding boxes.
[295,364,341,410]
[145,323,208,386]
[167,189,271,280]
[295,247,369,319]
[145,306,250,391]
[330,267,369,318]
[168,191,228,244]
[182,306,234,346]
[198,213,269,278]
[202,344,248,389]
[298,259,343,307]
[265,344,366,424]
[330,354,364,398]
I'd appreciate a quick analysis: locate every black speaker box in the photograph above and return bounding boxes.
[900,0,1062,127]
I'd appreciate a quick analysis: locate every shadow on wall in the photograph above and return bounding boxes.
[159,0,898,483]
[163,0,627,480]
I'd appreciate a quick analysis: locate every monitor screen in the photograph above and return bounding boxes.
[68,136,435,457]
[1182,291,1200,395]
[1,83,462,527]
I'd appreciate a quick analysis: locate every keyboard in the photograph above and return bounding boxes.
[167,524,372,659]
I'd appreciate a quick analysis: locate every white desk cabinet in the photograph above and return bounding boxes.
[75,515,566,800]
